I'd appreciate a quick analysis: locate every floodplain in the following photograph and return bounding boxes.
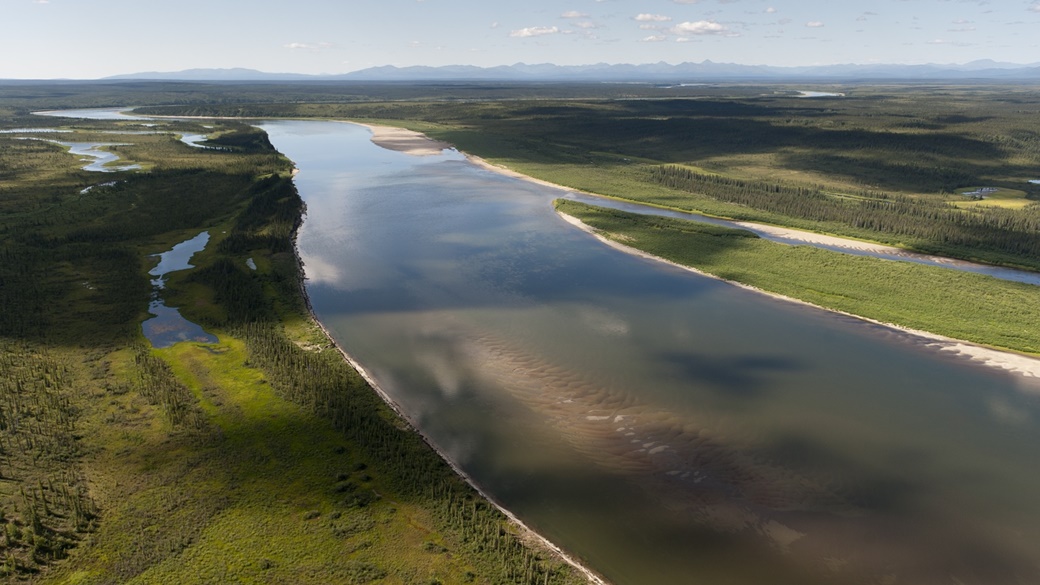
[3,80,1040,584]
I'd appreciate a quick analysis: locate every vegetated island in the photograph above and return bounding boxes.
[0,108,588,584]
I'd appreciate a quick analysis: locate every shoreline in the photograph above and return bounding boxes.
[355,121,1040,381]
[356,122,455,156]
[556,211,1040,382]
[291,228,609,585]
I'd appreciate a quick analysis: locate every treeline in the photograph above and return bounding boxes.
[180,172,581,584]
[201,124,277,152]
[236,321,578,585]
[648,164,1040,269]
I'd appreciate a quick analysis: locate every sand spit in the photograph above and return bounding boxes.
[359,123,454,156]
[557,212,1040,384]
[733,221,905,254]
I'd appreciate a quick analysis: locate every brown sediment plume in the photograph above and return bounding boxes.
[452,327,1040,584]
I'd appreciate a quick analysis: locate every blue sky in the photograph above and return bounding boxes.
[4,0,1040,78]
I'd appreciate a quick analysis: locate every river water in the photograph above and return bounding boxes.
[260,119,1040,585]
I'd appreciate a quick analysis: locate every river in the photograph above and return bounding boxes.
[262,119,1040,585]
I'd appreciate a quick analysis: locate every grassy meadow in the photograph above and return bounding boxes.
[0,105,583,584]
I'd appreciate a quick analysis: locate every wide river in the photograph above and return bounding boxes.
[258,119,1040,585]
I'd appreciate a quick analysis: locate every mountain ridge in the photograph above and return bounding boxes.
[103,61,1040,82]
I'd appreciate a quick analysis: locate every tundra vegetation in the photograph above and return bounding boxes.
[0,92,583,584]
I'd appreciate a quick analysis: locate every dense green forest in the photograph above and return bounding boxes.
[0,95,583,584]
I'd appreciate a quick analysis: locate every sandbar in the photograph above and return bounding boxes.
[358,123,453,156]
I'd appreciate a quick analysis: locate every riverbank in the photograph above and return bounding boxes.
[556,204,1040,382]
[358,123,1039,281]
[301,293,610,585]
[357,122,1040,378]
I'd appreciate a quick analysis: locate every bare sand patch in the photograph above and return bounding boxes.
[357,123,453,156]
[733,222,903,254]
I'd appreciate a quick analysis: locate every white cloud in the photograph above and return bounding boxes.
[32,0,49,3]
[672,20,728,35]
[574,21,599,29]
[949,26,976,32]
[561,10,589,18]
[641,35,668,42]
[927,38,951,44]
[1030,2,1040,12]
[673,0,700,4]
[490,21,500,29]
[765,7,776,13]
[806,21,825,28]
[284,42,333,50]
[510,26,560,38]
[635,13,672,22]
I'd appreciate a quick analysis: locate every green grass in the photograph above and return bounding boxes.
[556,199,1040,355]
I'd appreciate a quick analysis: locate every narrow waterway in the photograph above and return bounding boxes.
[558,193,1040,285]
[142,231,218,348]
[263,119,1040,585]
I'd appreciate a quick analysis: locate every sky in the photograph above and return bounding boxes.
[3,0,1040,78]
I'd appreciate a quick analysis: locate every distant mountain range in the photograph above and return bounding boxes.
[103,60,1040,82]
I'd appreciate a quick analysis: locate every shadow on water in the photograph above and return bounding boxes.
[656,351,806,399]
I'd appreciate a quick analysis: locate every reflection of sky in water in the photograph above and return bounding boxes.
[265,119,1040,585]
[64,142,141,172]
[142,231,217,348]
[19,138,141,172]
[34,108,143,120]
[142,302,218,348]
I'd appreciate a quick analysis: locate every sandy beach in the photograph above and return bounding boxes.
[362,122,1040,383]
[358,123,454,156]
